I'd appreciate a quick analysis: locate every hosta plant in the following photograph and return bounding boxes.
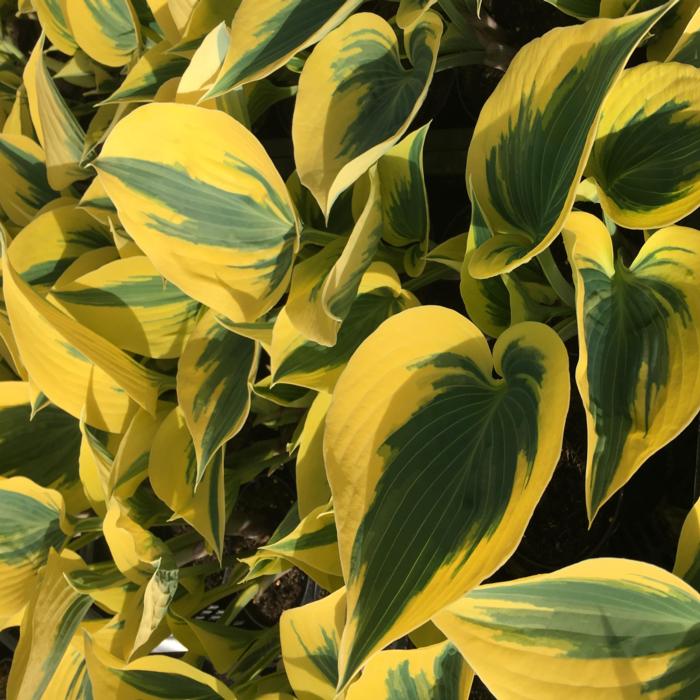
[0,0,699,698]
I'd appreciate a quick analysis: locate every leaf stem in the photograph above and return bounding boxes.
[538,248,575,308]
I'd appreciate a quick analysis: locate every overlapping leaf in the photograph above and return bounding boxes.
[434,558,700,699]
[293,10,442,217]
[96,102,300,323]
[467,3,673,278]
[206,0,364,97]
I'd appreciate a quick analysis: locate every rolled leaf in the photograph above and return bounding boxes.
[325,305,570,688]
[96,102,300,323]
[261,504,342,590]
[675,497,700,590]
[467,3,673,279]
[207,0,364,97]
[434,558,700,699]
[272,263,417,390]
[376,124,430,275]
[285,170,384,346]
[564,212,700,520]
[149,406,225,558]
[293,11,442,217]
[104,40,189,104]
[24,34,87,191]
[177,308,258,478]
[460,187,511,337]
[666,7,700,65]
[294,391,333,518]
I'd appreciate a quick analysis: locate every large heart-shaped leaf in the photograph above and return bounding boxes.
[293,11,442,217]
[96,102,300,323]
[434,558,700,699]
[564,212,700,520]
[466,3,673,279]
[325,305,570,688]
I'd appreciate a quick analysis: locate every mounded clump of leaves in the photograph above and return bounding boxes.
[0,0,699,698]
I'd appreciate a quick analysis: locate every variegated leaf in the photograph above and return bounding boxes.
[7,549,93,700]
[84,635,237,699]
[588,61,700,229]
[149,406,225,558]
[467,3,674,279]
[49,255,201,359]
[434,558,700,699]
[24,34,87,190]
[272,263,417,390]
[8,203,109,295]
[326,305,570,688]
[285,170,384,347]
[0,381,83,510]
[564,212,700,520]
[206,0,364,98]
[345,641,473,700]
[104,40,189,104]
[177,308,258,478]
[65,0,141,67]
[2,233,165,432]
[0,134,56,226]
[280,587,346,700]
[293,11,442,217]
[96,102,301,323]
[0,477,71,628]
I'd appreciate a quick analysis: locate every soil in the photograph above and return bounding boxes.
[470,676,497,699]
[244,568,307,628]
[0,657,10,700]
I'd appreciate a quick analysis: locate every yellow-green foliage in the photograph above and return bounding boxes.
[0,0,700,697]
